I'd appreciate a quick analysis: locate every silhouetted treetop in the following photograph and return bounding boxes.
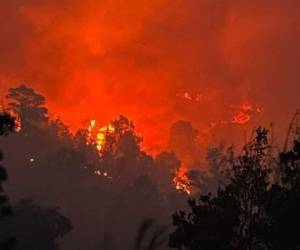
[0,112,16,136]
[6,85,48,131]
[169,128,279,250]
[0,112,17,218]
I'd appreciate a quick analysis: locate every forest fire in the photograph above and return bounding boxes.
[232,112,251,125]
[176,92,204,103]
[87,120,115,152]
[0,0,299,249]
[96,124,115,151]
[232,104,262,125]
[84,101,263,194]
[173,167,191,194]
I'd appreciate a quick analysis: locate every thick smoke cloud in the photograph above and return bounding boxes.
[0,0,299,152]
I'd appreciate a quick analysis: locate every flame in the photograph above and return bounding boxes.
[203,103,263,131]
[87,119,115,152]
[232,111,251,124]
[176,92,204,103]
[8,110,22,133]
[14,116,22,133]
[0,103,22,133]
[94,170,109,177]
[87,119,96,144]
[232,103,262,125]
[96,124,115,151]
[172,101,262,193]
[85,102,262,193]
[240,104,262,113]
[87,120,115,178]
[173,166,191,195]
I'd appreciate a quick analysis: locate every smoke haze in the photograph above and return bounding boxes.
[1,0,300,152]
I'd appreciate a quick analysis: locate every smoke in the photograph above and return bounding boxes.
[0,0,300,152]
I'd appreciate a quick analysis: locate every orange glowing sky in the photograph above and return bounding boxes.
[0,0,300,153]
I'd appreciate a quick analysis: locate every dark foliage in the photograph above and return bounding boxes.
[169,127,300,250]
[0,113,16,136]
[134,219,169,250]
[0,199,72,250]
[6,84,48,133]
[0,85,183,250]
[0,112,17,217]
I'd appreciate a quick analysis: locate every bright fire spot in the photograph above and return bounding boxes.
[96,124,115,151]
[176,92,204,103]
[173,167,191,195]
[87,120,115,152]
[3,109,22,133]
[232,112,251,124]
[15,117,22,132]
[87,119,96,143]
[231,103,262,125]
[94,170,111,178]
[240,104,263,113]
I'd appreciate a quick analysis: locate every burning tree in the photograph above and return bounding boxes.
[96,115,153,183]
[169,127,284,250]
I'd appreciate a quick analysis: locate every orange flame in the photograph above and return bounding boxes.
[87,119,96,144]
[173,166,191,195]
[96,124,115,151]
[232,111,251,124]
[176,92,204,103]
[87,119,115,152]
[232,103,262,125]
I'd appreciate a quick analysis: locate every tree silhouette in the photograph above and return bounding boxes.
[99,115,153,183]
[187,145,234,195]
[0,113,16,136]
[264,139,300,249]
[169,127,273,250]
[0,112,17,249]
[0,112,16,216]
[6,84,48,133]
[0,199,72,250]
[154,151,180,193]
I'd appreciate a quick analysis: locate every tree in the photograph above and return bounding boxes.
[279,139,300,190]
[263,139,300,249]
[0,112,16,217]
[187,145,234,195]
[154,151,180,193]
[169,127,272,250]
[0,113,16,136]
[6,85,48,133]
[0,199,72,250]
[0,112,17,249]
[99,115,153,183]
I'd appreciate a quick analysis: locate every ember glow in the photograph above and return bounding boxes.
[87,120,115,152]
[232,112,251,125]
[96,124,115,151]
[176,92,205,103]
[231,104,262,125]
[174,166,191,195]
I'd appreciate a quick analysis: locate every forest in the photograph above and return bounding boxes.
[0,85,300,250]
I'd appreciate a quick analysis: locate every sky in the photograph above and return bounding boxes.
[0,0,300,153]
